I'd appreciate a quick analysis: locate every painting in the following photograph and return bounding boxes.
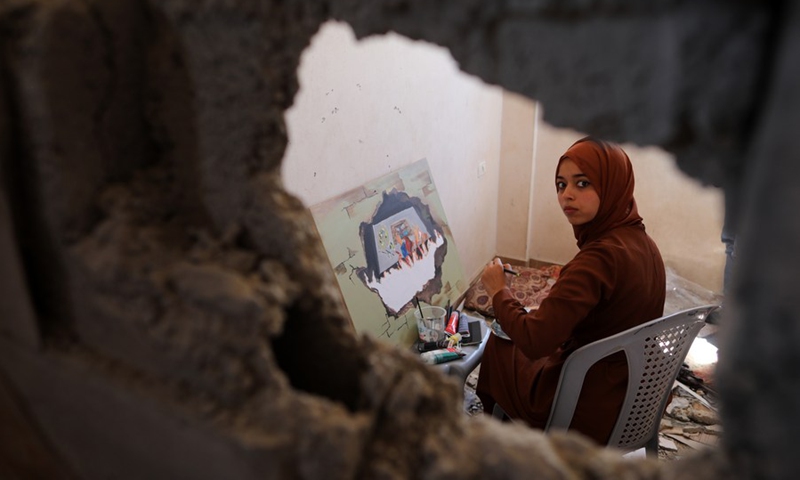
[309,159,468,347]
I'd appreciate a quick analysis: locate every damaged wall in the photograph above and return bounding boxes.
[282,21,504,282]
[0,0,796,479]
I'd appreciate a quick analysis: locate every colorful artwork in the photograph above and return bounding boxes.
[309,159,467,347]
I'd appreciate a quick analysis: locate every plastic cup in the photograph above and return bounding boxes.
[415,305,447,343]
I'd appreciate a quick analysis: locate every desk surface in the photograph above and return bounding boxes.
[412,313,491,384]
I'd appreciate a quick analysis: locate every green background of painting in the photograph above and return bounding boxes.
[309,159,468,347]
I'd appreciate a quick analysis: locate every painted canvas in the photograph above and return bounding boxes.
[309,159,468,347]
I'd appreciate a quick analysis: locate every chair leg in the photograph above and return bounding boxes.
[644,430,660,459]
[492,403,509,421]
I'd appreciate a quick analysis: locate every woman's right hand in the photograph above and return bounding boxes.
[481,258,509,298]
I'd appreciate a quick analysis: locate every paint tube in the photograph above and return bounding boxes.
[444,310,460,335]
[417,340,449,353]
[420,347,465,365]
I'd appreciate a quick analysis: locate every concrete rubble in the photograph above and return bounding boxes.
[659,383,722,459]
[1,0,800,479]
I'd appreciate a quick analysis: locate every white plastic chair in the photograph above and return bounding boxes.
[493,305,719,456]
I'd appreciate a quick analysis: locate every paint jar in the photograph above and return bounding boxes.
[415,305,447,343]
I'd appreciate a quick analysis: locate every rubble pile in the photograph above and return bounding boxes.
[658,382,721,460]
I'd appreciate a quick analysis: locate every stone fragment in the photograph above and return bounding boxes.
[687,402,720,426]
[660,436,679,451]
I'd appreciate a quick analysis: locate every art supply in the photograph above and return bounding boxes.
[415,296,425,320]
[446,333,462,348]
[420,347,465,365]
[461,321,483,346]
[444,309,460,335]
[414,305,447,342]
[417,340,449,353]
[457,313,470,336]
[490,319,511,340]
[504,268,520,276]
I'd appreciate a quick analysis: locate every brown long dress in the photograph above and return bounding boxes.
[476,138,666,445]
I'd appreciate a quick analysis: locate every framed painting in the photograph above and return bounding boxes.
[309,159,468,347]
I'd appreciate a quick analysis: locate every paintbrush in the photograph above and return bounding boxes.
[415,296,426,319]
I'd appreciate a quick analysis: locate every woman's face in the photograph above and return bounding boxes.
[556,159,600,226]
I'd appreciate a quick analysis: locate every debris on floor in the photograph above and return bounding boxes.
[658,380,721,460]
[464,365,483,417]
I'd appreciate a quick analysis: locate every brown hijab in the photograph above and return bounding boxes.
[557,137,644,248]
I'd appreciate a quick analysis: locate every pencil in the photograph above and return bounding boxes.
[504,268,520,276]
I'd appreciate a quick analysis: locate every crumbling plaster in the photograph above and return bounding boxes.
[0,0,795,479]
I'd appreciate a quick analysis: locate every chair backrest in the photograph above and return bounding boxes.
[545,305,719,452]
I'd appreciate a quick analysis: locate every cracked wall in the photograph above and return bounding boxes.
[0,0,797,479]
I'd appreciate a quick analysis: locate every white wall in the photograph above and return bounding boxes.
[282,21,503,281]
[498,101,726,293]
[496,92,536,261]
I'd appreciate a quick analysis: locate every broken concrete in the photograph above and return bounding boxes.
[0,0,797,478]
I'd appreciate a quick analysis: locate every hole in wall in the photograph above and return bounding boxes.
[270,298,362,412]
[281,19,727,320]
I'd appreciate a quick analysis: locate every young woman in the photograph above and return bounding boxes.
[476,137,666,444]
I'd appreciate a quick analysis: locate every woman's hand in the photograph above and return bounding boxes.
[481,258,511,298]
